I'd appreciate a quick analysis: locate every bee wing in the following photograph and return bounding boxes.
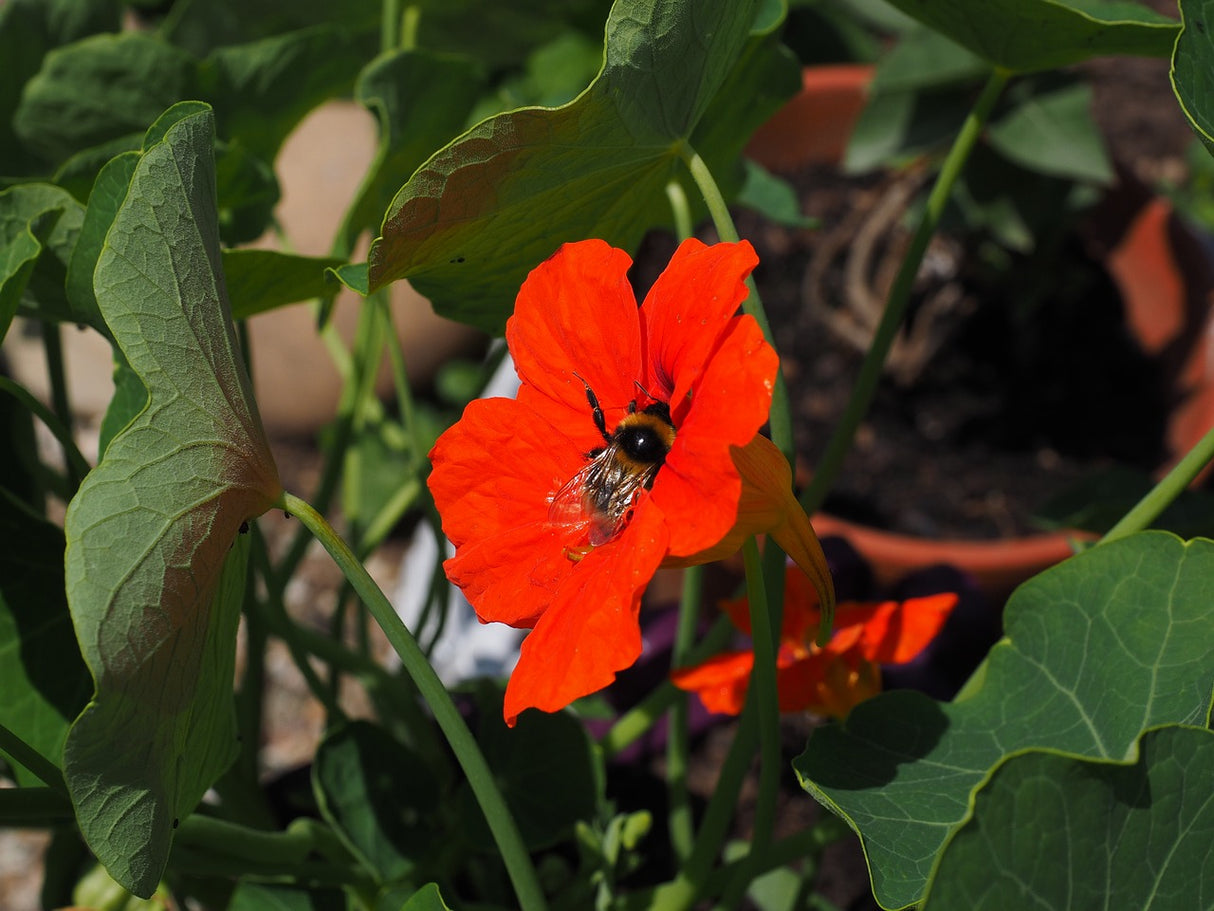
[548,448,663,547]
[546,461,598,531]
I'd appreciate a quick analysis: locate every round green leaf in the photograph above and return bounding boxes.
[794,532,1214,910]
[0,492,91,788]
[366,0,797,333]
[0,183,85,339]
[313,721,442,885]
[13,32,197,166]
[882,0,1178,72]
[63,106,281,898]
[457,682,604,852]
[1172,0,1214,160]
[923,726,1214,909]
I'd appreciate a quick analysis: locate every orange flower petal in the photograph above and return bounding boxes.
[654,316,777,557]
[506,239,643,452]
[853,593,959,664]
[664,435,836,634]
[443,523,572,629]
[502,505,670,726]
[670,650,755,715]
[429,397,582,548]
[640,238,759,411]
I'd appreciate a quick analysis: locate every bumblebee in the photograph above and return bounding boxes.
[548,376,676,550]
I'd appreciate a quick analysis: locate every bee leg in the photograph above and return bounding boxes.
[573,372,611,444]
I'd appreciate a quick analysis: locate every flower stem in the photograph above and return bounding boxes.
[680,142,794,463]
[0,786,73,825]
[276,491,548,911]
[0,723,66,793]
[0,376,90,492]
[798,67,1011,515]
[666,179,694,243]
[710,538,783,909]
[658,707,759,910]
[600,613,734,760]
[1100,424,1214,544]
[667,566,703,863]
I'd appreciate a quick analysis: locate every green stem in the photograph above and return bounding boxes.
[600,613,734,760]
[342,296,391,551]
[0,722,66,793]
[251,528,346,720]
[710,539,781,910]
[41,324,76,474]
[621,819,846,911]
[799,67,1010,515]
[172,816,373,894]
[272,304,378,591]
[680,142,793,463]
[642,708,759,910]
[381,0,403,51]
[277,491,548,911]
[400,4,421,51]
[1101,424,1214,544]
[667,567,703,863]
[0,787,73,824]
[666,179,694,243]
[0,376,90,491]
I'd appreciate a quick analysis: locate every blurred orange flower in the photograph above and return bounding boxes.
[672,566,957,718]
[428,238,832,725]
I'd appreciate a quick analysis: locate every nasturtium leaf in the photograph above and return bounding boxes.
[398,883,455,911]
[881,0,1178,72]
[222,250,345,320]
[0,0,121,176]
[158,0,379,58]
[736,160,819,229]
[64,151,139,337]
[922,726,1214,909]
[1036,465,1214,538]
[794,531,1214,910]
[200,25,373,165]
[96,353,145,460]
[0,491,91,787]
[367,0,797,334]
[870,25,987,93]
[1172,0,1214,160]
[376,883,455,911]
[332,263,370,297]
[52,134,144,204]
[213,139,280,246]
[412,0,610,69]
[341,48,485,252]
[13,32,197,167]
[313,721,442,885]
[458,682,603,851]
[0,183,85,340]
[845,85,972,173]
[63,106,281,897]
[228,882,347,911]
[986,79,1114,184]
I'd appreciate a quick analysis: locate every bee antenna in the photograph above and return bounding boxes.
[633,379,657,402]
[572,371,610,443]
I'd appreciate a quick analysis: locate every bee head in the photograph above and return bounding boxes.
[614,402,675,465]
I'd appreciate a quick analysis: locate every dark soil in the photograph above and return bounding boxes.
[725,50,1199,541]
[739,170,1174,539]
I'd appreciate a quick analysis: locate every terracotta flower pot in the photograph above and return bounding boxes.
[809,176,1214,600]
[745,64,875,172]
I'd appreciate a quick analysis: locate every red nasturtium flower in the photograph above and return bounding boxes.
[428,238,833,726]
[672,566,958,718]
